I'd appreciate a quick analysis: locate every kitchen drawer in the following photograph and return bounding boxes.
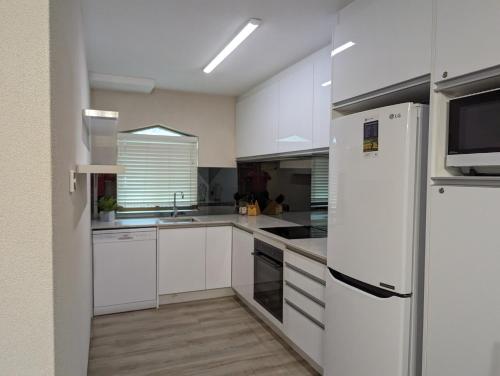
[284,299,324,366]
[285,250,325,280]
[285,282,325,324]
[285,264,325,302]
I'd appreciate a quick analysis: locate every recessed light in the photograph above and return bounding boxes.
[203,19,261,74]
[331,41,356,57]
[321,80,332,87]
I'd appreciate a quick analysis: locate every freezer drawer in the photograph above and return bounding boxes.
[324,269,412,376]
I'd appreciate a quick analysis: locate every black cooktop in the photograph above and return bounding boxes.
[261,226,327,239]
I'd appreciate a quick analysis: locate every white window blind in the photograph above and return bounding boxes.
[117,133,198,209]
[311,156,329,207]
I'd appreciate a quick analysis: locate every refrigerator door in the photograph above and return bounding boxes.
[328,103,423,294]
[324,269,412,376]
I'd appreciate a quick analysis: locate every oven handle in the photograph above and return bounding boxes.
[252,251,283,269]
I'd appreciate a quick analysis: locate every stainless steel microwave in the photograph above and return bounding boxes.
[447,88,500,172]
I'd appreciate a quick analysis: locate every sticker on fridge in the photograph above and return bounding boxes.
[363,120,379,153]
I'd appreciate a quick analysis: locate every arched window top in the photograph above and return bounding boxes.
[124,125,195,137]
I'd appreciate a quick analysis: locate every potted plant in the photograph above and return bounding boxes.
[98,196,118,222]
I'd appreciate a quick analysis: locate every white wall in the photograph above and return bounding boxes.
[0,0,92,374]
[50,0,92,374]
[91,89,236,167]
[0,0,55,374]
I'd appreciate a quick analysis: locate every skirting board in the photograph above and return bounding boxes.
[159,287,234,305]
[234,292,323,374]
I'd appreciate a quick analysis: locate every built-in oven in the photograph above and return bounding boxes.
[253,239,283,323]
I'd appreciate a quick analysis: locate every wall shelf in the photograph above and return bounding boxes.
[76,165,125,174]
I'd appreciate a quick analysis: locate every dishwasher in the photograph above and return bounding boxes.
[93,227,157,315]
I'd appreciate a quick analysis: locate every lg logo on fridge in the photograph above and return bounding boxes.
[389,113,402,120]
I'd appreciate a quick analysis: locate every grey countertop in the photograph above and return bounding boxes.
[92,214,327,264]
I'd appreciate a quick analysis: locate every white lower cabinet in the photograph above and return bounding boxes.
[158,226,233,295]
[205,226,232,290]
[231,227,254,302]
[284,300,324,366]
[283,251,326,367]
[424,186,500,376]
[158,227,206,295]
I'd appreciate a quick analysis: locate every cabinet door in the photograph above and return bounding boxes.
[231,227,254,301]
[313,47,332,149]
[236,82,279,158]
[332,0,432,104]
[278,61,314,152]
[206,226,232,290]
[424,186,500,376]
[434,0,500,82]
[158,228,206,295]
[235,98,253,158]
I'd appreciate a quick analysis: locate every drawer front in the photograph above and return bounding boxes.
[285,282,325,324]
[285,250,325,280]
[284,299,324,366]
[285,265,325,302]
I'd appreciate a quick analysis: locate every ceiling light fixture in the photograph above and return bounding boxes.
[203,18,261,74]
[321,80,332,87]
[331,41,356,57]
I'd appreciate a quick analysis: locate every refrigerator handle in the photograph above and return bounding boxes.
[328,268,411,299]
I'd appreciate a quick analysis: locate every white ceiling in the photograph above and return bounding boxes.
[82,0,351,96]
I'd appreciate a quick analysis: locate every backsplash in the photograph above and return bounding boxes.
[237,157,324,213]
[92,157,327,218]
[92,168,238,217]
[197,167,237,206]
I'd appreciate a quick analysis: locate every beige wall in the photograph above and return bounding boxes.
[0,0,92,374]
[50,0,92,374]
[0,0,55,374]
[91,89,236,167]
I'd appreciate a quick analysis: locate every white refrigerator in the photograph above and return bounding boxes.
[324,103,428,376]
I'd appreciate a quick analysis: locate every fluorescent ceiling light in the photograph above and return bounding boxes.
[203,18,261,74]
[321,80,332,87]
[331,41,356,57]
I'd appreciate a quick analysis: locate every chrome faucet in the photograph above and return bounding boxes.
[172,191,185,217]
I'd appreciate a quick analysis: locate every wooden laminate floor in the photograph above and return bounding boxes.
[88,296,319,376]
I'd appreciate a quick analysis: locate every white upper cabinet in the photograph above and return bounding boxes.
[434,0,500,83]
[236,46,329,158]
[278,61,314,153]
[332,0,432,104]
[236,82,279,158]
[313,47,332,149]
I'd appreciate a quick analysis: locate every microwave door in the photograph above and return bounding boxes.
[447,88,500,172]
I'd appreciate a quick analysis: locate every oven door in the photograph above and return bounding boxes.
[254,250,283,322]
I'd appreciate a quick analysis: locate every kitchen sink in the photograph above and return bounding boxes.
[158,217,199,225]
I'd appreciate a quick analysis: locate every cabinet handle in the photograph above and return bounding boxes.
[285,262,326,286]
[285,299,325,330]
[118,235,133,240]
[285,281,325,308]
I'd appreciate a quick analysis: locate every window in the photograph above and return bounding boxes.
[117,126,198,211]
[311,156,329,208]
